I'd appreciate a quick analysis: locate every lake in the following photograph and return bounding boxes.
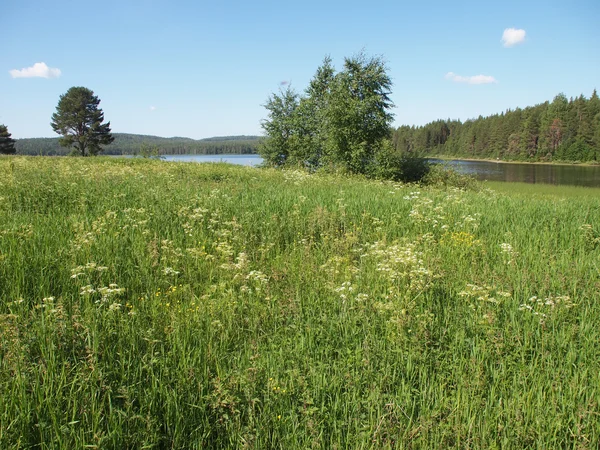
[162,154,600,187]
[431,159,600,188]
[162,154,263,166]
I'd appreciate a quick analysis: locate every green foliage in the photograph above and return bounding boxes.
[302,56,335,168]
[422,163,479,189]
[50,86,114,156]
[260,52,394,174]
[1,158,600,447]
[136,142,162,159]
[372,140,431,182]
[0,124,16,155]
[325,53,394,173]
[259,86,301,167]
[393,89,600,163]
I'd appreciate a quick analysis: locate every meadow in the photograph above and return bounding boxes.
[1,157,599,449]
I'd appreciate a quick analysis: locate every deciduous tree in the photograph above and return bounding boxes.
[260,52,394,175]
[326,53,394,173]
[259,86,301,167]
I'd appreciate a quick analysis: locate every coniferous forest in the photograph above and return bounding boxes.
[394,90,600,162]
[14,134,261,156]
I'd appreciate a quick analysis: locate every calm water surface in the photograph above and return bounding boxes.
[431,159,600,188]
[162,154,263,166]
[162,154,600,187]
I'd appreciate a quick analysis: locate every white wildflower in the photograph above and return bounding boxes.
[108,302,122,312]
[80,285,96,295]
[246,270,268,284]
[162,267,180,276]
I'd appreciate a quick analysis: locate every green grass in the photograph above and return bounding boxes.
[1,156,599,449]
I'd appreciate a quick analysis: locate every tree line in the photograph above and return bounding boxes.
[394,91,600,162]
[14,134,261,156]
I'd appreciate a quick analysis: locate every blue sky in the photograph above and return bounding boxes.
[2,0,599,139]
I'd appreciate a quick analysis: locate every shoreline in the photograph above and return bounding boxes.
[428,155,600,167]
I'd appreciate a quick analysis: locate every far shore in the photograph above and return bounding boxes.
[428,155,600,167]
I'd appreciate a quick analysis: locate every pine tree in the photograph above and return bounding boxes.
[589,90,600,158]
[51,87,114,156]
[589,89,600,119]
[0,124,16,154]
[519,107,542,158]
[539,94,568,158]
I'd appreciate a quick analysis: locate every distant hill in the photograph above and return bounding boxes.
[14,133,263,156]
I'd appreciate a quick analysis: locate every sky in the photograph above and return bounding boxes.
[2,0,599,139]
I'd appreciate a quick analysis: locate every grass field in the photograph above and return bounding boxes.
[1,157,599,449]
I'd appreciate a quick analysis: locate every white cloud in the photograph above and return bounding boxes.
[149,106,157,111]
[445,72,498,85]
[9,62,61,79]
[501,28,526,47]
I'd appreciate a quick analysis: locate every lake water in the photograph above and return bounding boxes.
[162,154,263,166]
[162,154,600,188]
[431,159,600,188]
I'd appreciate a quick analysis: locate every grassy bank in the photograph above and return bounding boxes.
[1,157,599,448]
[483,180,600,198]
[429,155,600,167]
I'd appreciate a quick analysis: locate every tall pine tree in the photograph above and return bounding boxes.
[0,124,16,154]
[51,87,114,156]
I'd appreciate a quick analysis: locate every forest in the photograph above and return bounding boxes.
[14,133,261,156]
[394,90,600,162]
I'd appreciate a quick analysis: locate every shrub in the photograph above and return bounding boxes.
[422,163,479,189]
[371,142,431,182]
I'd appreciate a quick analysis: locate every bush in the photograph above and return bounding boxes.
[422,163,479,189]
[372,142,431,182]
[137,142,162,159]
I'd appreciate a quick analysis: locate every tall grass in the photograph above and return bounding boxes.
[1,156,599,448]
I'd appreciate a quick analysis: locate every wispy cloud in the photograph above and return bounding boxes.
[149,106,157,112]
[445,72,498,85]
[501,28,526,47]
[9,62,61,79]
